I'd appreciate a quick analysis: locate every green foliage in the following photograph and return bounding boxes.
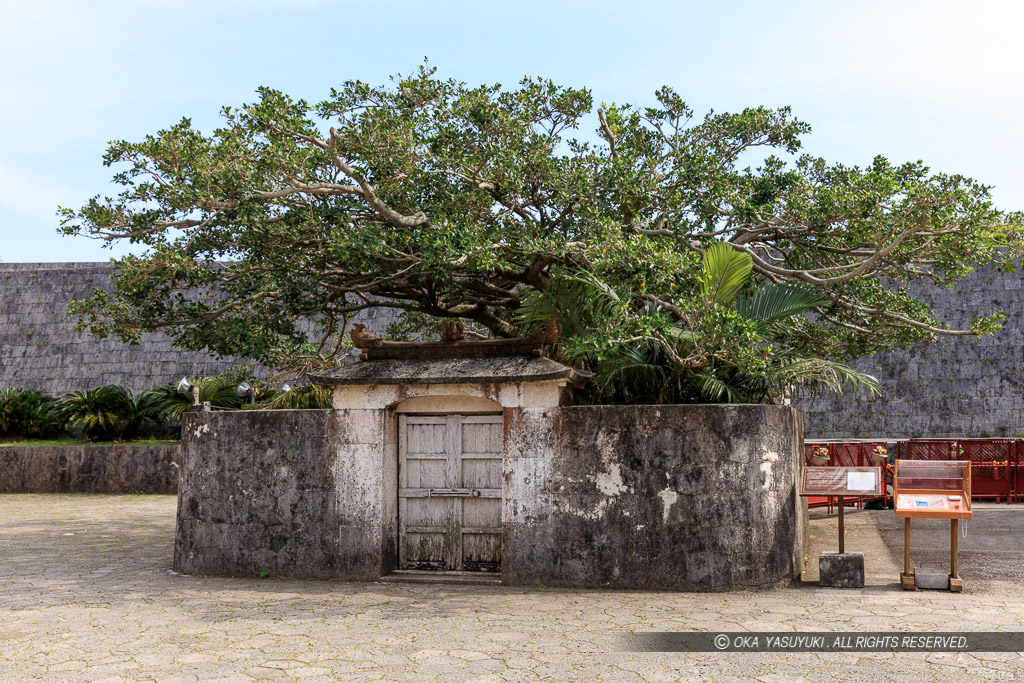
[56,386,136,441]
[735,284,827,328]
[55,385,177,441]
[122,386,172,438]
[0,389,61,438]
[59,66,1021,402]
[700,242,753,307]
[253,384,332,410]
[148,378,243,421]
[521,246,880,404]
[1,370,328,445]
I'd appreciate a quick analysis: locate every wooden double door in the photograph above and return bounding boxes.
[398,414,503,572]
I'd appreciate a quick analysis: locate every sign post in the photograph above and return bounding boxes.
[800,466,884,588]
[838,496,844,553]
[893,460,972,592]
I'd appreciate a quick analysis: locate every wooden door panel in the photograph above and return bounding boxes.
[462,532,502,571]
[458,417,502,571]
[399,416,455,570]
[403,457,447,488]
[462,497,501,528]
[461,420,503,454]
[406,421,447,456]
[405,496,449,527]
[399,414,503,572]
[461,458,502,490]
[403,532,449,569]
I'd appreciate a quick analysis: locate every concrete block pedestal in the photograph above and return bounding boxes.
[819,552,864,588]
[914,567,963,592]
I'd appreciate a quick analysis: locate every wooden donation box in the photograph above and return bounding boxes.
[894,460,972,592]
[800,466,883,553]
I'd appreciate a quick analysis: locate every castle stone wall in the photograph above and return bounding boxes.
[796,263,1023,438]
[0,263,394,394]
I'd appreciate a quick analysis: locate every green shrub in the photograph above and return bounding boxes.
[0,389,62,438]
[56,385,137,441]
[122,386,171,438]
[257,384,332,410]
[149,377,244,421]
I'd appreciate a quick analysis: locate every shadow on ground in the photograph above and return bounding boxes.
[803,501,1024,596]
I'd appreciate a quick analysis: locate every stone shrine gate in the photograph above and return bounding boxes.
[174,327,805,590]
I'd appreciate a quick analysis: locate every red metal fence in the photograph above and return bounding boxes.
[808,439,1020,504]
[803,442,890,509]
[896,439,1018,503]
[803,442,887,467]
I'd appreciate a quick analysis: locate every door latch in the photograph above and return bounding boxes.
[427,488,481,497]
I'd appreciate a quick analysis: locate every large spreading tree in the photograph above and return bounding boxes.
[61,66,1021,403]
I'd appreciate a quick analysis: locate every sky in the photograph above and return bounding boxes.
[1,0,1022,263]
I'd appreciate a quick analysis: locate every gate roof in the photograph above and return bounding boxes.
[310,355,591,386]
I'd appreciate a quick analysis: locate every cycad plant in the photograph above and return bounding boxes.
[56,385,135,441]
[0,389,62,438]
[121,386,171,438]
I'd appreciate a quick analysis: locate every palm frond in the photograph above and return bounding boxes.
[700,242,752,307]
[734,283,827,322]
[593,341,669,403]
[517,271,626,341]
[694,369,754,404]
[769,357,881,398]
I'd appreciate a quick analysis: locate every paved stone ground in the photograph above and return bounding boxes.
[874,502,1024,592]
[802,505,902,586]
[1,495,1023,682]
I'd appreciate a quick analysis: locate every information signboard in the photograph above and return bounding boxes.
[800,466,883,497]
[893,459,972,591]
[893,460,972,520]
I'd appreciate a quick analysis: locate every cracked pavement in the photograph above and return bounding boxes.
[1,495,1022,681]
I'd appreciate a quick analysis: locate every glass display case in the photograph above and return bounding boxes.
[894,460,972,519]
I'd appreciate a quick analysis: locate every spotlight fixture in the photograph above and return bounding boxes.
[176,377,200,406]
[237,382,255,402]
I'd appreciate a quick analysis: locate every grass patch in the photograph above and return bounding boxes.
[0,436,180,447]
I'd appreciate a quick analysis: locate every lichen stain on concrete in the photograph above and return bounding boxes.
[556,498,610,521]
[656,488,678,523]
[760,450,779,490]
[595,462,628,496]
[190,423,211,438]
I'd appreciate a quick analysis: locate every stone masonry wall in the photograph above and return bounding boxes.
[503,405,805,590]
[0,262,396,394]
[5,260,1021,437]
[0,443,180,493]
[795,263,1023,438]
[1,263,244,394]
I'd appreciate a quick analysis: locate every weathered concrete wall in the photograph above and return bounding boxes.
[0,443,180,493]
[332,408,389,580]
[795,262,1023,438]
[174,410,376,579]
[176,405,805,590]
[503,405,805,590]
